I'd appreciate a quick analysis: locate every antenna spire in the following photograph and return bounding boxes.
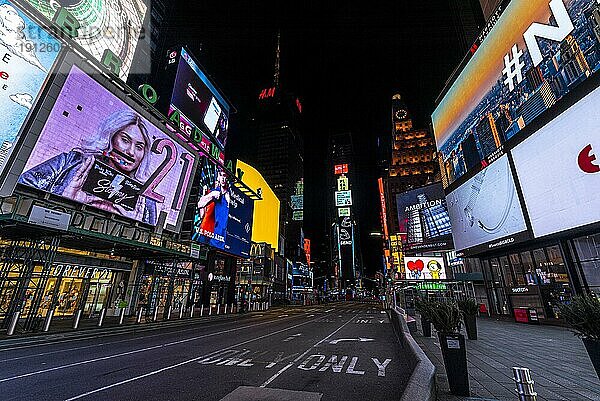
[274,30,281,87]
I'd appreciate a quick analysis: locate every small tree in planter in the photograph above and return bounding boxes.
[559,296,600,379]
[458,298,479,340]
[415,298,432,337]
[427,300,470,396]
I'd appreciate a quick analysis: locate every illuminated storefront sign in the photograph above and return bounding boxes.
[338,207,350,217]
[337,176,349,191]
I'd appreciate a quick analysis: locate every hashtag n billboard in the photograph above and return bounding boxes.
[432,0,600,188]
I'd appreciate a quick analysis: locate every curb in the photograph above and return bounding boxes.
[0,309,267,350]
[389,306,437,401]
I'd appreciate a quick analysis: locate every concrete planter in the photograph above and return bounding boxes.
[438,333,470,396]
[582,338,600,380]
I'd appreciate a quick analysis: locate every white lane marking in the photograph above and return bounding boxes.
[0,314,305,383]
[346,357,364,375]
[278,315,289,318]
[318,355,348,372]
[298,355,326,370]
[283,334,302,342]
[259,312,359,388]
[324,309,333,313]
[62,316,325,401]
[372,358,391,377]
[266,352,299,369]
[329,337,374,345]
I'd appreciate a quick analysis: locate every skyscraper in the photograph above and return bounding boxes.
[475,112,502,158]
[516,81,556,125]
[384,94,439,246]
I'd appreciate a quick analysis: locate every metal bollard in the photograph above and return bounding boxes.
[200,304,204,317]
[119,308,126,325]
[137,308,144,323]
[190,306,194,318]
[98,308,106,327]
[153,306,159,322]
[43,310,54,332]
[7,311,20,335]
[217,304,220,315]
[167,306,172,320]
[513,367,537,401]
[73,309,82,329]
[209,305,212,316]
[179,306,184,319]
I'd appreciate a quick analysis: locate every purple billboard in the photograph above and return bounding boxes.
[19,64,197,231]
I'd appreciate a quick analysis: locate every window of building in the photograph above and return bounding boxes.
[573,233,600,297]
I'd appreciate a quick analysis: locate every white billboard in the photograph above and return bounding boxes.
[512,84,600,238]
[335,190,352,207]
[404,256,446,280]
[446,155,528,253]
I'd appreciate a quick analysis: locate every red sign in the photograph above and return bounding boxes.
[259,87,276,100]
[334,164,349,175]
[303,238,311,266]
[296,98,303,113]
[514,308,529,323]
[378,178,389,240]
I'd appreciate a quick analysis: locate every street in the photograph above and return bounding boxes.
[0,302,412,401]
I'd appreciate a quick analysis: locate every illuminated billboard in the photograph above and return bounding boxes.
[291,195,304,210]
[19,63,197,231]
[334,164,348,175]
[432,0,600,187]
[0,0,61,196]
[446,155,529,255]
[168,48,230,150]
[293,210,304,221]
[404,256,446,280]
[512,83,600,238]
[396,183,453,252]
[24,0,147,80]
[335,190,352,207]
[237,160,280,252]
[192,157,254,258]
[378,178,389,240]
[338,207,350,217]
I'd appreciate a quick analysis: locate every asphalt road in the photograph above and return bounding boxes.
[0,302,413,401]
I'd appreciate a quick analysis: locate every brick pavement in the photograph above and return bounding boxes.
[413,316,600,401]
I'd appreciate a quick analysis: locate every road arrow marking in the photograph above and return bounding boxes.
[283,334,303,342]
[329,337,374,345]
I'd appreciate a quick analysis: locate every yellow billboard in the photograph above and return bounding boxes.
[237,160,281,251]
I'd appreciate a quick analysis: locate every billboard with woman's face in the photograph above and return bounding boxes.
[18,64,197,231]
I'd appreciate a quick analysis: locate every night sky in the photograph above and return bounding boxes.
[167,1,469,276]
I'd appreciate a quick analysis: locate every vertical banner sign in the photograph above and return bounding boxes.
[0,0,61,196]
[378,178,389,240]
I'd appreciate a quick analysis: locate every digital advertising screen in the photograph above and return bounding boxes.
[169,48,230,150]
[446,155,529,255]
[192,157,254,258]
[24,0,147,80]
[18,64,198,231]
[432,0,600,187]
[396,183,453,252]
[335,190,352,207]
[237,160,280,252]
[512,83,600,238]
[404,256,447,280]
[0,0,61,196]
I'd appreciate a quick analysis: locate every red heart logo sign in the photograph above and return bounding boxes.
[407,259,424,272]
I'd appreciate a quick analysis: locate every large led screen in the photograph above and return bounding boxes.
[404,256,447,281]
[192,158,254,258]
[0,0,60,195]
[512,83,600,238]
[446,155,528,254]
[24,0,146,80]
[432,0,600,187]
[19,65,197,231]
[169,48,230,150]
[396,183,453,252]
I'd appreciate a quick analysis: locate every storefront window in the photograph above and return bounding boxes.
[520,252,537,285]
[509,254,525,285]
[533,249,550,284]
[573,234,600,297]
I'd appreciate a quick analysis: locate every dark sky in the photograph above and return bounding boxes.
[167,1,468,275]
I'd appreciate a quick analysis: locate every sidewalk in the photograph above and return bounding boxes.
[413,316,600,401]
